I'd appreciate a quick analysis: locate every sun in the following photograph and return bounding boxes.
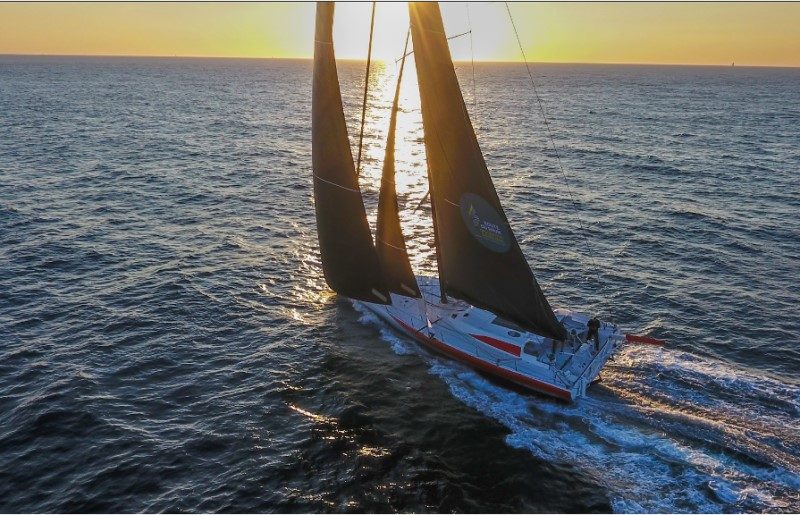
[332,2,410,63]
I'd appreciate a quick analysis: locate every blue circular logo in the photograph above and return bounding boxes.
[459,193,511,253]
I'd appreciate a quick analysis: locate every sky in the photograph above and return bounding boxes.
[0,2,799,67]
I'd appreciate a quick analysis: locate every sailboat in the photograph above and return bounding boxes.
[312,2,630,402]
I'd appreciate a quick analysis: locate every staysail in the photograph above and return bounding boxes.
[375,32,421,298]
[312,2,389,304]
[409,2,567,340]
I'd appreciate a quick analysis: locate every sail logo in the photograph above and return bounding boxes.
[460,193,511,253]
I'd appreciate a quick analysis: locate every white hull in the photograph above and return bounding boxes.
[361,276,625,402]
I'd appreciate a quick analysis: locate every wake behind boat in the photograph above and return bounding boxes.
[312,2,647,402]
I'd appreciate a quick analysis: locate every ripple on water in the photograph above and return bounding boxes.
[1,56,799,512]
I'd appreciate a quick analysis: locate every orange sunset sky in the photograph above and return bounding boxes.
[1,2,798,67]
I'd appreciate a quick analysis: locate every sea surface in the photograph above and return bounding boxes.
[1,54,799,513]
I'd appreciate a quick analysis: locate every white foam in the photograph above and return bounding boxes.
[352,302,416,355]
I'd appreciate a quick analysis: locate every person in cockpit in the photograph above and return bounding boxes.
[587,316,601,351]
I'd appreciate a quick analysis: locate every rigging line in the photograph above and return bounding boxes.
[356,1,376,178]
[448,30,473,41]
[504,2,602,283]
[412,190,430,213]
[394,30,472,63]
[466,2,477,112]
[313,174,358,193]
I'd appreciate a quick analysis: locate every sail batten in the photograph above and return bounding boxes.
[375,30,421,299]
[312,2,390,304]
[409,2,566,340]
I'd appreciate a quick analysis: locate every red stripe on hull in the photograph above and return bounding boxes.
[470,334,521,357]
[391,316,572,401]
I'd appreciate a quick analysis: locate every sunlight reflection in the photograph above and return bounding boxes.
[349,53,437,278]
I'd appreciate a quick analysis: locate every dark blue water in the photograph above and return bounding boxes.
[1,55,799,513]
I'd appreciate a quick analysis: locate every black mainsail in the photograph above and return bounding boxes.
[409,2,567,340]
[375,32,421,298]
[312,2,389,304]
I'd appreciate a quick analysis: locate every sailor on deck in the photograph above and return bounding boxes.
[587,316,601,351]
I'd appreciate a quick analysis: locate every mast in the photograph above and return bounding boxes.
[375,31,422,298]
[408,2,566,340]
[426,162,447,303]
[312,2,390,305]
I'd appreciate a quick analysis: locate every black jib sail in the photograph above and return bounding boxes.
[409,2,566,340]
[312,2,389,304]
[375,32,421,298]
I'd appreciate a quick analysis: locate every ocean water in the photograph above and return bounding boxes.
[1,54,799,513]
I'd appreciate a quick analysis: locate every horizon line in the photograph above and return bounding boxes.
[2,53,799,69]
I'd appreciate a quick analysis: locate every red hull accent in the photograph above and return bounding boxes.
[391,316,572,401]
[470,334,521,357]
